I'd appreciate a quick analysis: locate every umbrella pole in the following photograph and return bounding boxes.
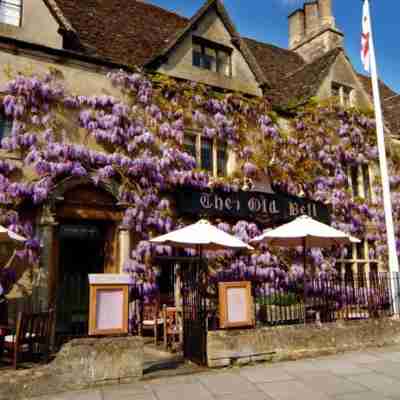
[303,238,307,325]
[3,250,17,269]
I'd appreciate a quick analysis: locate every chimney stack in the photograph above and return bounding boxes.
[288,0,343,61]
[318,0,335,28]
[304,2,320,36]
[288,9,305,49]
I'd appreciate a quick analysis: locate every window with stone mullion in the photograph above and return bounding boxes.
[183,135,197,161]
[184,133,228,177]
[217,142,227,176]
[201,137,214,173]
[192,38,231,77]
[0,113,12,144]
[0,0,22,26]
[345,163,372,201]
[331,82,353,108]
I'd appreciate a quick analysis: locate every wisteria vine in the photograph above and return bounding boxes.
[0,69,397,306]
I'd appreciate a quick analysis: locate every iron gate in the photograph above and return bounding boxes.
[181,259,208,365]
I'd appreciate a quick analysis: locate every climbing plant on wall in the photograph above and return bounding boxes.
[0,68,397,301]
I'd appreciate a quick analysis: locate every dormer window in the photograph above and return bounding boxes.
[0,0,22,26]
[192,36,232,77]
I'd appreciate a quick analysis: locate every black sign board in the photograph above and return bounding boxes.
[175,189,330,226]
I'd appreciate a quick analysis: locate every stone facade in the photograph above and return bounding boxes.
[207,318,400,368]
[289,0,344,63]
[317,52,372,110]
[294,28,344,64]
[0,0,395,333]
[0,0,62,49]
[157,8,262,97]
[0,336,143,399]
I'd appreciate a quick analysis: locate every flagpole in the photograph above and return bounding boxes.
[364,0,399,313]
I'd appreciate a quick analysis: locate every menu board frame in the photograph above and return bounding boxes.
[218,281,254,329]
[88,284,129,336]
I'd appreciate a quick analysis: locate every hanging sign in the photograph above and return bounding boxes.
[175,189,330,225]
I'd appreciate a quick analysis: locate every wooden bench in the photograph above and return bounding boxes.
[1,309,54,369]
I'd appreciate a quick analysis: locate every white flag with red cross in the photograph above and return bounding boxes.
[361,0,371,72]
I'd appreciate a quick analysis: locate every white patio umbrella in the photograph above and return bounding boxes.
[0,225,27,246]
[251,215,360,248]
[251,215,359,323]
[150,220,252,328]
[0,226,27,294]
[150,219,253,251]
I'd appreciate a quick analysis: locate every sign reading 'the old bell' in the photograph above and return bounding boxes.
[175,188,330,225]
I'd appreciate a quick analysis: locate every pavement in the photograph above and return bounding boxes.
[36,345,400,400]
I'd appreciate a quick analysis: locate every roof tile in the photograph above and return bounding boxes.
[53,0,189,66]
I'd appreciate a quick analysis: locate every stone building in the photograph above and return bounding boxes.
[0,0,398,335]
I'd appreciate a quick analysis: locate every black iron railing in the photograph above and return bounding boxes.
[207,272,398,330]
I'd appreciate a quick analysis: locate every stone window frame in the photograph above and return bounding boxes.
[0,112,12,144]
[342,162,374,202]
[0,0,23,27]
[336,239,380,284]
[192,36,232,77]
[337,162,380,277]
[331,81,354,108]
[184,129,228,178]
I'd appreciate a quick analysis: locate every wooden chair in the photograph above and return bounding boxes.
[0,296,8,360]
[140,301,163,345]
[162,306,181,350]
[1,309,54,369]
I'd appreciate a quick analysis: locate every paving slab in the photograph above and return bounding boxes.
[215,391,274,400]
[102,382,153,400]
[37,390,102,400]
[292,371,369,396]
[310,359,373,376]
[332,391,394,400]
[30,346,400,400]
[278,360,325,374]
[367,350,400,363]
[197,372,259,396]
[103,392,156,400]
[337,352,382,365]
[361,360,400,380]
[152,382,214,400]
[345,372,400,398]
[239,365,296,383]
[258,380,331,400]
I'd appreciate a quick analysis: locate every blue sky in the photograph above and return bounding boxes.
[149,0,400,94]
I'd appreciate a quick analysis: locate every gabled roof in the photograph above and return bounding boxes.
[47,0,266,86]
[49,0,189,66]
[243,38,305,86]
[148,0,268,86]
[357,73,400,136]
[357,73,397,101]
[384,95,400,137]
[270,47,343,107]
[41,0,399,117]
[43,0,75,33]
